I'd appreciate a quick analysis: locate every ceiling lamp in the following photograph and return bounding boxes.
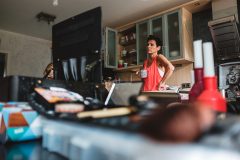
[36,12,56,24]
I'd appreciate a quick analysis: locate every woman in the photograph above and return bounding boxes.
[43,63,54,80]
[141,35,174,91]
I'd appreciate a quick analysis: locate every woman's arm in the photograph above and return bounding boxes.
[158,54,175,87]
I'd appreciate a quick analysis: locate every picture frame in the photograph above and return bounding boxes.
[219,61,240,101]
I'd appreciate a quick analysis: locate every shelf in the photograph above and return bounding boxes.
[113,65,141,72]
[119,39,136,46]
[122,52,136,58]
[119,26,136,47]
[170,58,193,64]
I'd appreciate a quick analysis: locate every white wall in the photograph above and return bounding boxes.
[0,29,52,78]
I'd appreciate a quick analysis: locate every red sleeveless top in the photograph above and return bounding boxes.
[142,56,162,91]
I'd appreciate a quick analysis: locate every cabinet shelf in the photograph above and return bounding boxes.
[122,52,136,57]
[114,65,141,72]
[119,39,136,46]
[170,58,193,64]
[121,51,137,66]
[105,8,193,69]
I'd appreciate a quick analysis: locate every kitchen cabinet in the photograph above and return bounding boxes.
[166,8,193,64]
[105,27,117,68]
[137,8,193,64]
[137,16,164,64]
[118,27,137,67]
[105,26,136,69]
[105,8,193,69]
[151,16,164,45]
[137,20,149,64]
[165,10,181,60]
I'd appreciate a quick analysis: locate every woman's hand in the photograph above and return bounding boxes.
[136,70,139,75]
[135,69,142,78]
[159,82,168,91]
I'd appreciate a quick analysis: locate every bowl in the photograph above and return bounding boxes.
[170,50,179,57]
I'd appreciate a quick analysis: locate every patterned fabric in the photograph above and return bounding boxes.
[0,102,42,143]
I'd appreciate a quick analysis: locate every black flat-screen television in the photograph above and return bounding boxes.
[52,7,102,83]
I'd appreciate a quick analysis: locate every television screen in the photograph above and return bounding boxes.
[52,7,102,83]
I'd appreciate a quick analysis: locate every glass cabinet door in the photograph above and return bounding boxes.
[137,21,149,64]
[165,10,182,60]
[151,16,164,54]
[105,27,117,68]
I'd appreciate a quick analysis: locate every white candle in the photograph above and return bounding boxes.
[193,40,203,68]
[203,42,215,77]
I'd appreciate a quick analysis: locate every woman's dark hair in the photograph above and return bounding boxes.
[147,35,162,47]
[43,63,54,79]
[147,35,162,53]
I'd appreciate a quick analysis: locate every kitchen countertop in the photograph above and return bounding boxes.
[40,117,240,160]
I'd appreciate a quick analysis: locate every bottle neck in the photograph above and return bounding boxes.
[204,76,217,90]
[194,68,204,82]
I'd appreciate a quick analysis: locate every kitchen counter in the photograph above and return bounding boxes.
[41,116,240,160]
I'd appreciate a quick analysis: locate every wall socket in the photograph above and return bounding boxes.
[181,83,191,88]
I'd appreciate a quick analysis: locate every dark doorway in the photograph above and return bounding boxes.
[0,52,7,78]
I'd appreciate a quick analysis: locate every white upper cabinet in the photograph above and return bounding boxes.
[137,8,193,65]
[136,20,150,65]
[105,27,117,68]
[105,7,193,68]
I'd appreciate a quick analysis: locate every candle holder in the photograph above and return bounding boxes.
[196,42,226,112]
[189,40,204,102]
[197,76,226,112]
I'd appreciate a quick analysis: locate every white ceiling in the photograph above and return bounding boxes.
[0,0,194,40]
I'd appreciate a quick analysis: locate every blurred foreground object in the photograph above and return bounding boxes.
[140,103,216,142]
